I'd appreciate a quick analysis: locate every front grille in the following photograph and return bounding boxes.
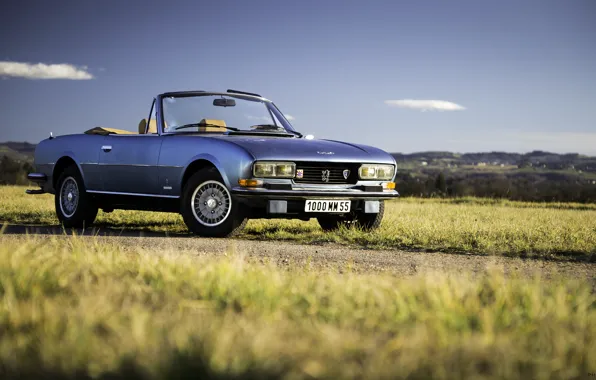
[294,162,359,184]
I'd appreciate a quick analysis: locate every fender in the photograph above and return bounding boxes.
[179,153,232,189]
[53,152,86,187]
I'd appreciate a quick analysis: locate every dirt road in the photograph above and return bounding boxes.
[2,224,594,282]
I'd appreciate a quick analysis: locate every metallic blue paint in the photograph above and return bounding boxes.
[28,91,399,206]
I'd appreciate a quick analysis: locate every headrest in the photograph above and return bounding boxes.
[138,119,158,134]
[198,119,227,132]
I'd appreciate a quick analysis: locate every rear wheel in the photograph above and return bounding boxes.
[181,168,247,237]
[317,200,384,232]
[54,165,98,228]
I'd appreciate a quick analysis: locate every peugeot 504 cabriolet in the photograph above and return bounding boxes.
[27,89,399,237]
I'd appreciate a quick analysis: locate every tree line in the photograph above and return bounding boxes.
[0,156,34,185]
[395,170,596,203]
[2,154,596,203]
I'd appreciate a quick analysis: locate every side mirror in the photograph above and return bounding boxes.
[213,98,236,107]
[305,134,314,140]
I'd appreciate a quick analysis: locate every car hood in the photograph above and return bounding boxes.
[208,135,395,163]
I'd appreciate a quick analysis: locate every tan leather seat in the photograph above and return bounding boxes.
[198,119,227,132]
[138,119,159,134]
[85,126,135,135]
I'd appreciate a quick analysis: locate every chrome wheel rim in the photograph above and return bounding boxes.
[191,180,232,227]
[59,176,79,218]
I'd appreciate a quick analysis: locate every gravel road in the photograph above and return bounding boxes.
[2,224,594,283]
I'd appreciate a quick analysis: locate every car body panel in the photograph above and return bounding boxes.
[99,134,163,194]
[207,135,391,163]
[34,134,104,191]
[27,90,399,220]
[157,135,256,195]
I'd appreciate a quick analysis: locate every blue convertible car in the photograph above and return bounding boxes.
[27,89,399,237]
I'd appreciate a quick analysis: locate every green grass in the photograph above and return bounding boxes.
[0,236,594,379]
[1,186,596,259]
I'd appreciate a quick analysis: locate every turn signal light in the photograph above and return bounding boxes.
[238,179,263,187]
[383,182,396,190]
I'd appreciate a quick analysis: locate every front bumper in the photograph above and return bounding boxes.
[26,173,48,194]
[232,185,397,218]
[231,187,399,200]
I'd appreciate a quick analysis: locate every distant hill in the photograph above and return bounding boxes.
[1,142,595,201]
[389,150,596,202]
[391,150,596,173]
[0,142,35,185]
[0,142,35,162]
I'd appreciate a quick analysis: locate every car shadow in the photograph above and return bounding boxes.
[1,223,191,238]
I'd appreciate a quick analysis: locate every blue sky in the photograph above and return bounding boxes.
[1,0,595,154]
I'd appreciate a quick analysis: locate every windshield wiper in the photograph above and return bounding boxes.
[174,123,240,131]
[249,124,303,137]
[249,124,285,131]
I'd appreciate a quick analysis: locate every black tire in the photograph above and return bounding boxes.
[317,200,384,232]
[317,216,342,232]
[181,168,247,238]
[354,200,385,230]
[54,165,98,228]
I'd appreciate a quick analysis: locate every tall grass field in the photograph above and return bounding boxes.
[1,186,595,259]
[0,237,594,379]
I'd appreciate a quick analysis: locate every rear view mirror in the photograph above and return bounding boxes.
[213,98,236,107]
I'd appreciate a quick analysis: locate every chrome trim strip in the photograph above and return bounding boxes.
[27,173,47,183]
[81,163,181,168]
[87,190,179,199]
[231,187,399,198]
[92,164,183,168]
[27,173,47,179]
[97,163,153,167]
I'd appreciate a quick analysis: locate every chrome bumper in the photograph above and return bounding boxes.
[231,186,399,200]
[26,173,47,195]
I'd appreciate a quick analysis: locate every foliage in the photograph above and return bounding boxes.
[0,236,594,379]
[0,156,33,185]
[392,150,596,202]
[1,186,595,260]
[3,142,596,201]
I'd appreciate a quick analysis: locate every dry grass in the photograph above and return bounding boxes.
[0,236,594,379]
[1,186,595,259]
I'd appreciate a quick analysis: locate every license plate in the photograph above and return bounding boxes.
[304,200,351,213]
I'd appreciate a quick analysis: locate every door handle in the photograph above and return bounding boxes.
[101,145,112,152]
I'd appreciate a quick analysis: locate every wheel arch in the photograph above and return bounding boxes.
[180,156,230,192]
[52,155,84,190]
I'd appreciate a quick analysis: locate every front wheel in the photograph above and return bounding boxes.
[181,168,247,237]
[55,165,98,228]
[317,200,385,232]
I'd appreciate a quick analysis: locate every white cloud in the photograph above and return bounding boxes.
[285,114,295,121]
[385,99,465,111]
[0,61,94,80]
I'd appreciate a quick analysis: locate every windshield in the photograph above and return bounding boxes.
[161,94,294,134]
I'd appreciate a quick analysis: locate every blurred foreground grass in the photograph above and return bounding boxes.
[0,236,594,379]
[1,185,595,259]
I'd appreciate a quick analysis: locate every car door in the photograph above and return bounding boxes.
[76,134,107,191]
[99,134,163,194]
